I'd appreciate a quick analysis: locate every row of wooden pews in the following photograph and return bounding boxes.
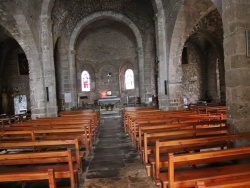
[124,105,250,188]
[0,109,99,188]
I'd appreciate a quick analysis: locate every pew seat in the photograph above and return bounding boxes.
[0,149,77,188]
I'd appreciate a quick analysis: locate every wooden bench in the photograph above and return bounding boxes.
[0,128,91,160]
[0,139,81,172]
[195,175,250,188]
[138,120,227,151]
[142,125,229,169]
[27,117,99,140]
[0,148,76,188]
[141,123,228,177]
[163,146,250,188]
[153,132,250,188]
[124,110,161,133]
[129,113,226,145]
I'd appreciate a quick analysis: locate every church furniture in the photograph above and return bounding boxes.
[142,127,230,178]
[0,148,77,188]
[139,121,228,176]
[137,120,227,152]
[162,146,250,188]
[98,96,121,113]
[142,124,229,175]
[123,106,158,132]
[195,176,250,188]
[153,133,250,188]
[0,127,91,160]
[129,113,226,146]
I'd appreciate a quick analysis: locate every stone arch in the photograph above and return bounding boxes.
[0,2,45,117]
[186,9,224,105]
[68,11,144,107]
[168,0,220,110]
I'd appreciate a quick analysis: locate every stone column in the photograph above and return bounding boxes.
[138,46,146,103]
[41,16,58,116]
[69,49,78,109]
[154,8,168,110]
[222,2,250,145]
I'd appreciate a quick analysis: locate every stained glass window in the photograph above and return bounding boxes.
[81,70,90,91]
[125,69,134,90]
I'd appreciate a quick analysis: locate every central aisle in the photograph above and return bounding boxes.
[82,116,156,188]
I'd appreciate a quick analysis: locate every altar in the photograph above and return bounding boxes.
[98,96,121,115]
[98,96,121,105]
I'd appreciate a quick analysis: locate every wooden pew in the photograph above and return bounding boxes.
[59,112,99,127]
[0,128,91,160]
[27,117,98,140]
[123,106,159,132]
[164,146,250,188]
[138,120,227,151]
[124,109,161,133]
[195,176,250,188]
[140,123,228,177]
[0,149,76,188]
[129,113,226,145]
[59,109,97,115]
[142,125,229,170]
[0,139,81,173]
[153,132,250,188]
[5,118,96,148]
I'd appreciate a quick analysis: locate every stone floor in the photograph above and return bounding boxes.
[81,115,156,188]
[0,114,156,188]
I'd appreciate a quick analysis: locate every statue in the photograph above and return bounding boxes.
[1,89,8,114]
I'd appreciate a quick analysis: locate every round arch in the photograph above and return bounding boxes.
[68,11,145,106]
[1,3,45,118]
[167,0,219,110]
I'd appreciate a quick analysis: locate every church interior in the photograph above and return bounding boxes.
[0,0,250,188]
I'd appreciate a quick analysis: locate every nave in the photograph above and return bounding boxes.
[83,116,156,188]
[0,112,156,188]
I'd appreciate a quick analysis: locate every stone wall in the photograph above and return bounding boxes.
[52,0,154,44]
[75,20,139,105]
[144,26,157,102]
[222,1,250,145]
[52,0,156,106]
[3,47,30,113]
[54,37,70,109]
[165,1,224,109]
[182,45,203,104]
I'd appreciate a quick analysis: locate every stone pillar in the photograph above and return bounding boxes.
[138,46,146,103]
[222,2,250,145]
[154,8,168,110]
[11,12,46,118]
[69,49,78,109]
[41,16,58,116]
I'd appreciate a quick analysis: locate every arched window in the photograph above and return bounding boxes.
[125,69,134,90]
[81,70,90,91]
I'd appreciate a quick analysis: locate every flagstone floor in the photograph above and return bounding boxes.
[80,115,156,188]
